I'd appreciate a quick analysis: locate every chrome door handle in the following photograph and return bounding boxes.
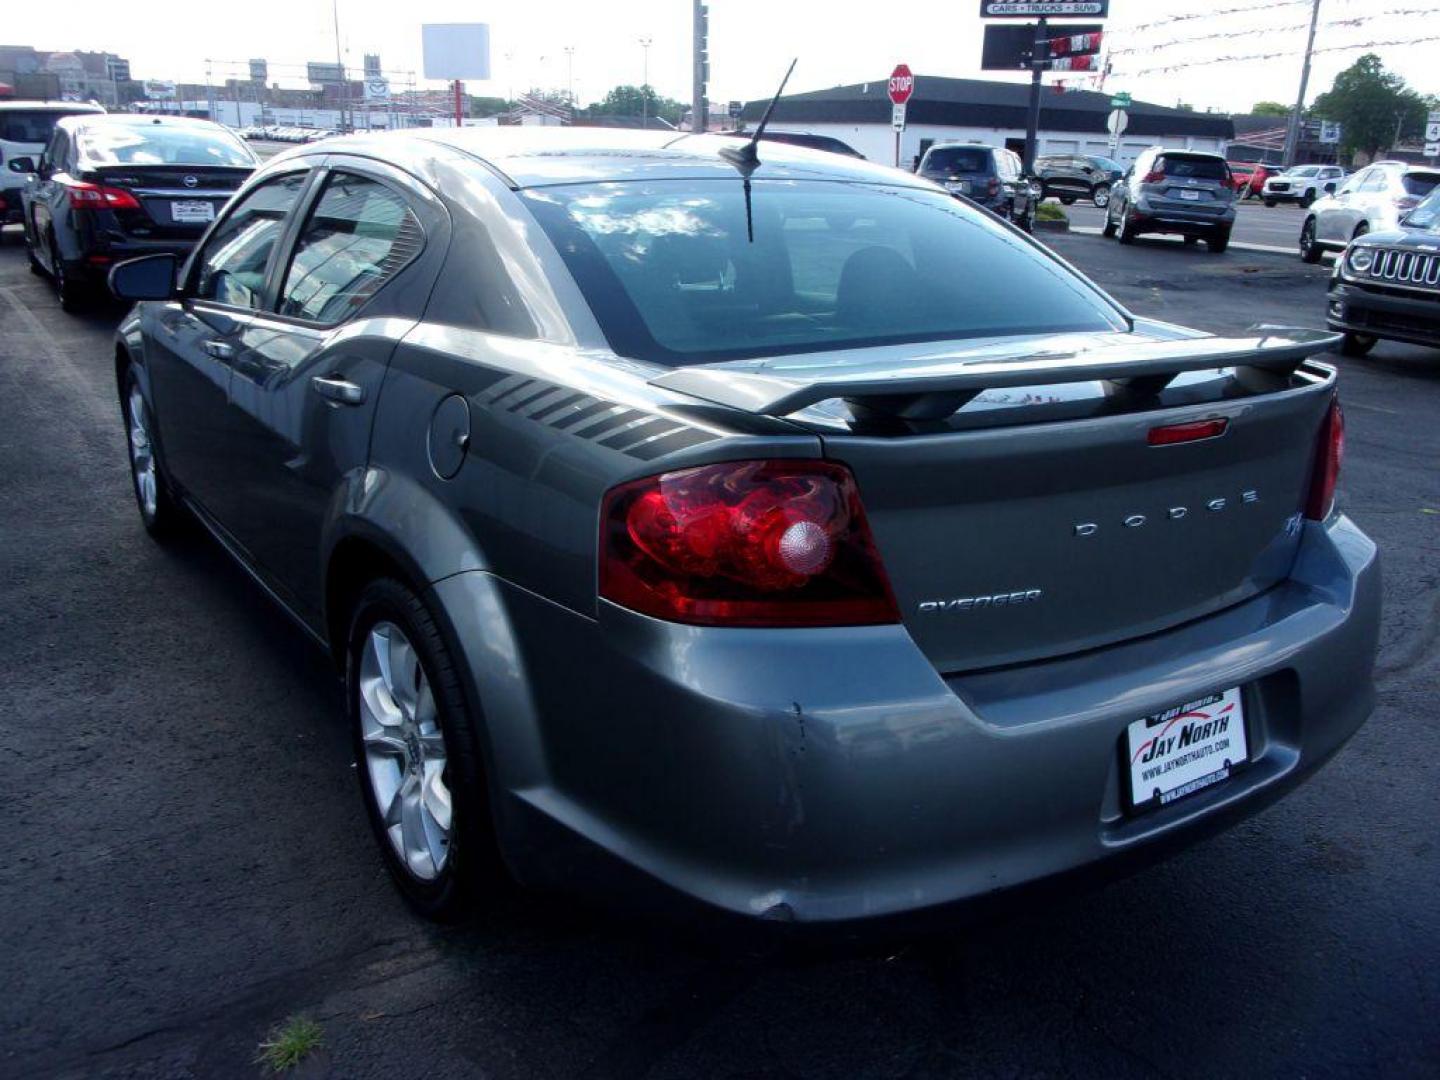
[203,340,233,360]
[311,375,366,406]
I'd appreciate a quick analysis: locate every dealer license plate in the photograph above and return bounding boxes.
[1179,189,1201,201]
[1125,688,1247,811]
[171,200,215,223]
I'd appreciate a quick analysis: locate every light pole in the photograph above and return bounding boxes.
[564,46,574,106]
[639,36,652,129]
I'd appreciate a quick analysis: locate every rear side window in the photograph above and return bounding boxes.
[1402,173,1440,198]
[1156,155,1229,182]
[522,179,1125,365]
[921,147,991,175]
[278,173,423,324]
[194,172,309,308]
[0,109,93,144]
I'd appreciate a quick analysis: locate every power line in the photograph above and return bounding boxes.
[1109,7,1432,55]
[1113,0,1311,35]
[1111,33,1440,77]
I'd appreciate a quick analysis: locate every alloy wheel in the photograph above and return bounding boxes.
[1092,184,1110,208]
[358,621,453,882]
[126,385,158,519]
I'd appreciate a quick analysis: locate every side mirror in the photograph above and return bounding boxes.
[109,253,179,301]
[7,156,36,173]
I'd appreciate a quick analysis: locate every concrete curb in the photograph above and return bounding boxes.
[1067,225,1305,258]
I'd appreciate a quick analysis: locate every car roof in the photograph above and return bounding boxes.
[292,128,922,189]
[0,100,105,113]
[58,113,238,134]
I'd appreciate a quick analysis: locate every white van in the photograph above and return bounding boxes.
[1,100,106,224]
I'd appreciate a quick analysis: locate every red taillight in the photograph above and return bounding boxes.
[599,460,900,627]
[1305,397,1345,521]
[1142,170,1165,184]
[1395,195,1421,212]
[987,176,1000,196]
[1147,417,1229,446]
[65,181,141,211]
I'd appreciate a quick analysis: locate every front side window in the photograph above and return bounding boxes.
[78,124,256,167]
[194,172,309,308]
[278,173,424,324]
[523,179,1125,366]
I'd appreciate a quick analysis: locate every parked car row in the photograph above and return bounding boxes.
[240,125,340,144]
[1,99,107,230]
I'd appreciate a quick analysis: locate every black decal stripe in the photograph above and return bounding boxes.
[550,399,617,431]
[599,417,677,449]
[626,426,719,461]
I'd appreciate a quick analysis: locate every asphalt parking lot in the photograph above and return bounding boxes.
[2,225,1437,1080]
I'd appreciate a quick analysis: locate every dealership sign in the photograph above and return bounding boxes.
[979,1,1110,16]
[142,79,176,100]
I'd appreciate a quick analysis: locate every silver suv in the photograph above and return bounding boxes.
[1263,164,1345,208]
[1299,161,1440,263]
[1103,147,1236,252]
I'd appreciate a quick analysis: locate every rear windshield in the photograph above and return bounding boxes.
[522,179,1124,365]
[920,147,990,175]
[1402,172,1440,197]
[0,108,96,144]
[1156,155,1229,182]
[77,124,256,167]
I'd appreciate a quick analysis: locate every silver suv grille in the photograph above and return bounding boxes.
[1366,248,1440,289]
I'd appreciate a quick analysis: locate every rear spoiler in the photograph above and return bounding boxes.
[650,326,1339,420]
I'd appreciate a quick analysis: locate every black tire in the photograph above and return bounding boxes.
[27,239,43,275]
[121,369,183,539]
[1183,235,1200,246]
[1299,191,1315,209]
[1059,195,1076,206]
[1207,230,1230,254]
[1299,217,1322,263]
[347,578,505,921]
[1102,206,1118,238]
[1340,332,1377,358]
[1264,198,1277,208]
[48,233,88,313]
[1353,222,1370,241]
[1091,183,1110,208]
[1117,207,1138,245]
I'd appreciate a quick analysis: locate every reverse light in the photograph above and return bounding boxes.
[1148,417,1229,446]
[65,181,141,211]
[1305,397,1345,521]
[599,459,900,627]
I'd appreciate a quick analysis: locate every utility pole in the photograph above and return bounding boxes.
[692,1,709,134]
[332,0,347,131]
[564,46,574,105]
[1023,16,1047,174]
[639,36,652,128]
[1283,0,1322,167]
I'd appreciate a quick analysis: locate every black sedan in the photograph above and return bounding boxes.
[15,113,256,310]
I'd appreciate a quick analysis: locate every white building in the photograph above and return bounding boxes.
[739,75,1234,170]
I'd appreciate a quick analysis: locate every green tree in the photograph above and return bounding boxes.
[1310,54,1428,158]
[583,84,685,126]
[466,95,512,117]
[1250,101,1289,117]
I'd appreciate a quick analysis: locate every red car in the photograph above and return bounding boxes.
[1227,162,1275,199]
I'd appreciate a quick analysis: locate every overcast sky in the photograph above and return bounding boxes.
[6,0,1434,115]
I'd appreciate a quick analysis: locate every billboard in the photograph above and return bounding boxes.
[306,62,344,85]
[364,77,391,102]
[982,23,1101,70]
[422,23,491,81]
[143,79,176,100]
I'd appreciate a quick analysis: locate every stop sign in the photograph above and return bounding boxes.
[888,64,914,106]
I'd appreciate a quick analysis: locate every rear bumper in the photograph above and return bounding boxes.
[1131,198,1235,236]
[66,239,197,285]
[1327,282,1440,348]
[435,514,1379,926]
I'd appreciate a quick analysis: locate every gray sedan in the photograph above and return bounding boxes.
[108,129,1379,925]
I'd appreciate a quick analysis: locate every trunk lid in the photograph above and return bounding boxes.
[653,327,1337,673]
[82,164,251,240]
